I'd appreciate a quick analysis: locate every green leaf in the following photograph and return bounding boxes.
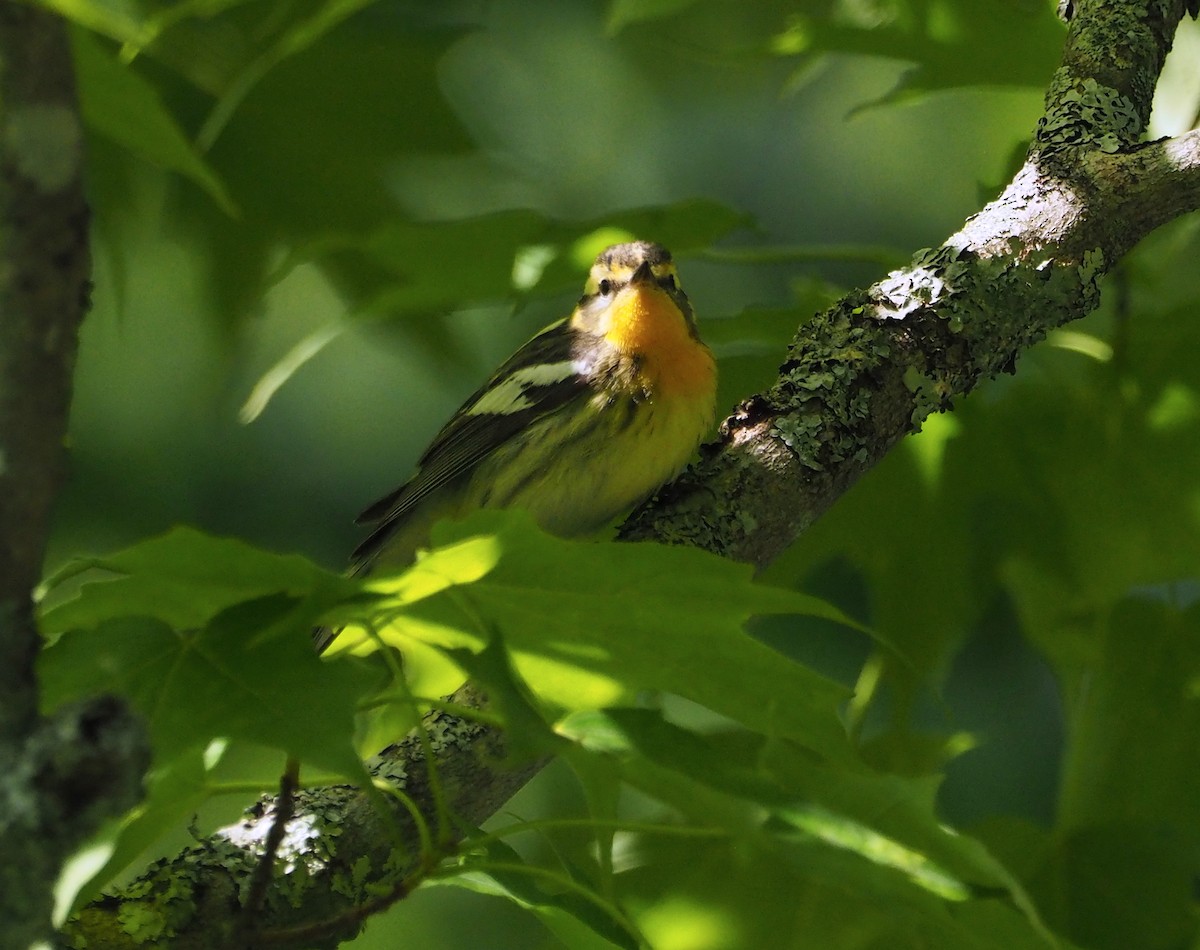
[439,634,565,765]
[40,596,373,779]
[559,707,1042,922]
[615,818,1059,950]
[606,0,703,34]
[192,0,388,151]
[765,414,976,695]
[532,200,752,298]
[773,0,1064,104]
[40,525,357,636]
[335,510,857,761]
[353,210,553,314]
[237,198,747,416]
[42,0,146,45]
[1034,824,1198,950]
[72,29,237,215]
[1057,598,1200,832]
[857,727,976,778]
[307,198,749,320]
[443,838,642,950]
[205,21,471,235]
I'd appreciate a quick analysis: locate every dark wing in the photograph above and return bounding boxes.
[355,317,588,530]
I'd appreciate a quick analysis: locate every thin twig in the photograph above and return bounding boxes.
[239,758,300,933]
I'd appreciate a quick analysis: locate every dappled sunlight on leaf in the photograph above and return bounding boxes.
[342,509,860,761]
[774,805,970,902]
[637,896,741,950]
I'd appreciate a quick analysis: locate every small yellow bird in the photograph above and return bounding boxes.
[316,241,715,652]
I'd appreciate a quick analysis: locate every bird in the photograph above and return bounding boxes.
[316,240,716,653]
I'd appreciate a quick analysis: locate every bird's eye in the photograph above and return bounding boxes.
[598,279,613,296]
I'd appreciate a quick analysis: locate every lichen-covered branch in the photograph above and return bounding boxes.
[66,0,1200,946]
[1088,128,1200,242]
[66,685,545,949]
[622,0,1200,565]
[0,3,149,946]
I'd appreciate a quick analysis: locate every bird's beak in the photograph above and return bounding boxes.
[629,260,655,285]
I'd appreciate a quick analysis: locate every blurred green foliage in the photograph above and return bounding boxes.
[29,0,1200,946]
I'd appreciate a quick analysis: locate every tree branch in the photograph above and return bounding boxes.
[70,685,544,948]
[66,0,1200,946]
[623,0,1200,563]
[0,2,149,945]
[0,0,89,743]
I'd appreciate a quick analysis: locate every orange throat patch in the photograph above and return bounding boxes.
[603,286,716,400]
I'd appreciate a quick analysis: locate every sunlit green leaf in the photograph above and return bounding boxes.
[334,510,858,760]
